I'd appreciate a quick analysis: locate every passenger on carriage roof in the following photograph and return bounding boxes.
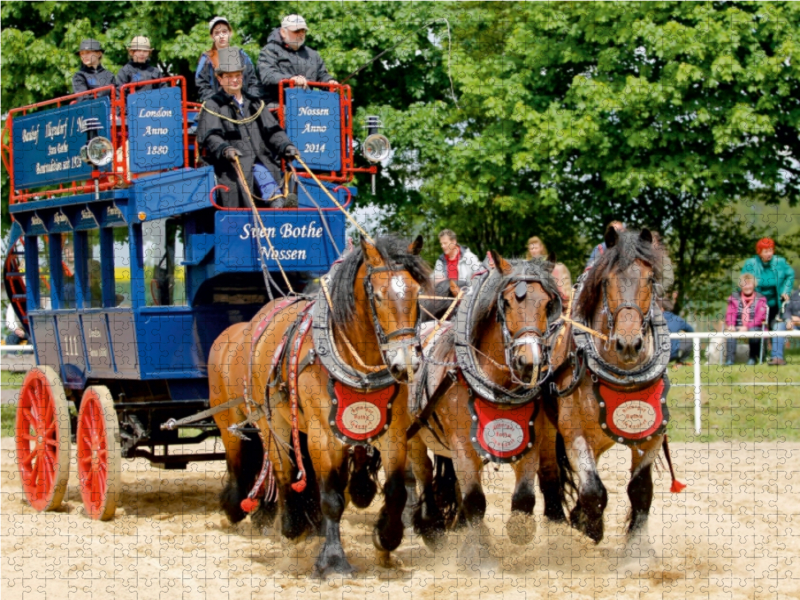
[72,39,115,101]
[197,47,300,209]
[257,14,338,106]
[433,229,482,288]
[115,36,164,91]
[195,16,263,102]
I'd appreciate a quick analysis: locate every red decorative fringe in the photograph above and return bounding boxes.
[291,478,307,493]
[240,498,259,513]
[670,479,687,493]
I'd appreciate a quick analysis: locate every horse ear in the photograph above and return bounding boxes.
[407,235,423,256]
[547,251,557,264]
[605,225,619,249]
[490,250,513,275]
[640,228,653,245]
[449,279,461,297]
[360,236,384,268]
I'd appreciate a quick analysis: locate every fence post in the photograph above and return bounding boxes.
[693,337,702,435]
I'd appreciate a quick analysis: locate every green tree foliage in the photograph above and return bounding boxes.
[3,2,799,313]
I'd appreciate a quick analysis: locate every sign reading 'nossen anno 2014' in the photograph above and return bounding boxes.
[126,87,184,174]
[12,97,113,190]
[284,88,342,172]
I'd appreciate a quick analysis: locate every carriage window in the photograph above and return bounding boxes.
[54,233,76,309]
[143,218,186,307]
[85,229,103,308]
[36,237,51,310]
[112,228,131,307]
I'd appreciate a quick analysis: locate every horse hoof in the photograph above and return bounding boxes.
[311,558,357,579]
[372,524,404,553]
[506,511,537,546]
[569,506,604,544]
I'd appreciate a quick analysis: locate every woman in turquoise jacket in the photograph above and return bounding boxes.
[741,238,795,365]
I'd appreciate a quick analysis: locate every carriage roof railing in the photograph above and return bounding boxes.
[1,77,192,207]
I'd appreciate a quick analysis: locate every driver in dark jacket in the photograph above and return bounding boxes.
[257,14,337,106]
[197,47,300,209]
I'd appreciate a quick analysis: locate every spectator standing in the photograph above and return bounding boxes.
[661,297,693,365]
[433,229,482,287]
[116,36,163,91]
[741,238,794,365]
[725,273,768,366]
[525,236,572,303]
[196,16,262,102]
[257,14,337,106]
[72,39,115,100]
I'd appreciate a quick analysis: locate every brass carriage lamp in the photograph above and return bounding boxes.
[363,115,391,194]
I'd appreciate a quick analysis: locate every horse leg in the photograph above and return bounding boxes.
[507,428,542,545]
[310,430,355,578]
[372,428,408,564]
[408,435,446,548]
[626,438,662,539]
[563,433,607,543]
[347,445,380,509]
[449,436,493,564]
[538,415,570,523]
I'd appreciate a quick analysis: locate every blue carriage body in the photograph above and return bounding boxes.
[3,80,363,460]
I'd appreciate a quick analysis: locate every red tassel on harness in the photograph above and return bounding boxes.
[291,475,307,493]
[662,435,686,493]
[240,498,259,513]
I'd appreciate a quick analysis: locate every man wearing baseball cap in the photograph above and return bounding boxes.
[741,237,795,365]
[115,36,164,91]
[197,47,300,208]
[195,16,263,101]
[258,14,337,105]
[72,39,115,100]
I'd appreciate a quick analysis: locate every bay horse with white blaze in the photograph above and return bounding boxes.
[408,253,562,553]
[209,234,430,577]
[539,227,677,543]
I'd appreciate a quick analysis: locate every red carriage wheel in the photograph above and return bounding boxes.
[76,386,121,521]
[15,366,72,512]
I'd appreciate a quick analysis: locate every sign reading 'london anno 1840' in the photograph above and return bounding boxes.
[12,97,113,190]
[284,88,342,172]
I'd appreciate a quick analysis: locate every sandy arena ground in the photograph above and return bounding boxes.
[2,438,799,600]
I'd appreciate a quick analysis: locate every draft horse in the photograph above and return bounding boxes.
[539,227,675,544]
[209,234,430,577]
[408,253,562,551]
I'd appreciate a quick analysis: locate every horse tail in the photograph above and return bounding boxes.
[432,455,461,527]
[219,432,265,524]
[556,431,578,505]
[347,446,382,508]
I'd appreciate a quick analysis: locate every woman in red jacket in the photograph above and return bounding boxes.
[725,273,768,365]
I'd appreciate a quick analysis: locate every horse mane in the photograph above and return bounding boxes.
[328,235,432,324]
[473,258,561,326]
[576,230,664,320]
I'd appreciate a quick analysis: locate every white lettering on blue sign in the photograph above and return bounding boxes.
[21,125,40,144]
[240,223,277,240]
[47,142,69,156]
[301,123,327,134]
[45,120,68,140]
[280,222,323,239]
[35,158,70,174]
[138,108,174,118]
[298,107,330,116]
[144,126,169,136]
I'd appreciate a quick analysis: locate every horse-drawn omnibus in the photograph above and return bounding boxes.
[1,76,381,520]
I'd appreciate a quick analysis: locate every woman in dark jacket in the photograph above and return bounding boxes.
[195,16,262,102]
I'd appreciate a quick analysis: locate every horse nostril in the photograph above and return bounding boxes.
[633,337,643,353]
[615,339,625,354]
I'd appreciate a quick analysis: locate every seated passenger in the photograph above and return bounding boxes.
[196,16,262,102]
[196,47,300,209]
[257,14,337,106]
[115,36,164,91]
[72,39,115,100]
[724,273,767,366]
[525,235,572,303]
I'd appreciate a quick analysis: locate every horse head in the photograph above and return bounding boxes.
[488,251,561,385]
[582,227,660,366]
[357,234,428,380]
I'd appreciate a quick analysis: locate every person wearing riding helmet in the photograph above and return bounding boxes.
[257,14,337,106]
[196,47,300,209]
[115,36,163,91]
[196,16,262,102]
[72,39,115,100]
[741,237,794,365]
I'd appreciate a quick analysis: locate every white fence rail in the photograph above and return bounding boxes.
[670,330,800,434]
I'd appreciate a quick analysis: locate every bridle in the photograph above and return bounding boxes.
[363,262,422,369]
[496,278,562,388]
[600,275,655,346]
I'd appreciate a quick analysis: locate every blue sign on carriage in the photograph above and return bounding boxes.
[284,88,342,171]
[126,87,184,174]
[12,97,112,189]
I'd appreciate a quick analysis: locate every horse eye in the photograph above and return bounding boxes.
[374,288,385,304]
